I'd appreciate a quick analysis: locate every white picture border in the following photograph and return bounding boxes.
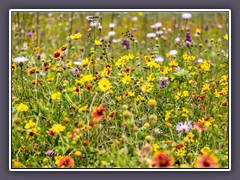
[9,9,231,171]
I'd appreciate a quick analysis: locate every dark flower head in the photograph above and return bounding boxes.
[185,32,192,42]
[159,77,170,88]
[71,68,80,74]
[122,40,131,49]
[204,25,209,31]
[37,54,41,60]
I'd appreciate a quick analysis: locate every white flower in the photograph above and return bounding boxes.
[156,30,164,35]
[132,17,138,21]
[13,57,28,64]
[86,16,93,21]
[146,33,156,38]
[150,22,162,29]
[197,58,203,63]
[109,23,116,28]
[154,56,164,63]
[194,33,200,37]
[108,31,116,37]
[74,59,82,65]
[112,39,121,43]
[39,72,46,76]
[90,21,101,27]
[175,37,180,42]
[169,50,178,56]
[182,13,192,19]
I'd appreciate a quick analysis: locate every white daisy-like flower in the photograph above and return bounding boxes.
[169,50,178,56]
[13,57,28,64]
[182,13,192,19]
[74,59,82,65]
[197,58,203,63]
[132,17,138,21]
[150,22,162,29]
[108,31,116,37]
[156,30,164,35]
[175,37,181,42]
[146,33,156,38]
[194,33,200,37]
[154,56,164,63]
[109,23,116,28]
[90,21,101,27]
[39,72,46,76]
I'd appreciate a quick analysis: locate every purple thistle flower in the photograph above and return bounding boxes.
[71,68,80,74]
[158,77,170,88]
[175,121,192,134]
[37,54,41,60]
[204,38,209,43]
[204,25,209,31]
[185,32,192,42]
[122,39,131,49]
[27,31,33,37]
[45,149,55,156]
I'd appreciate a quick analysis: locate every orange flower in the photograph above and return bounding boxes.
[27,67,37,76]
[195,154,219,168]
[152,150,174,168]
[91,104,106,121]
[58,156,74,168]
[52,51,61,60]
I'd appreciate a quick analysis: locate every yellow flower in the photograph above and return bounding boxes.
[126,53,135,60]
[78,74,94,85]
[166,52,171,57]
[16,103,29,112]
[116,96,122,101]
[162,66,172,75]
[174,92,182,100]
[24,120,36,129]
[127,91,135,97]
[148,99,157,107]
[144,122,150,128]
[69,32,82,40]
[182,91,189,97]
[201,60,211,71]
[182,107,189,117]
[147,74,155,82]
[94,40,102,46]
[122,75,131,84]
[51,92,61,100]
[176,149,186,157]
[98,78,112,92]
[13,161,23,168]
[81,58,89,67]
[169,60,178,67]
[201,146,211,154]
[141,82,153,92]
[152,144,160,152]
[115,56,126,67]
[52,124,66,134]
[184,132,195,143]
[201,84,210,93]
[223,34,228,40]
[165,110,172,121]
[78,105,88,112]
[195,28,201,35]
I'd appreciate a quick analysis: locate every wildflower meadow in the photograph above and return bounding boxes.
[11,11,229,169]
